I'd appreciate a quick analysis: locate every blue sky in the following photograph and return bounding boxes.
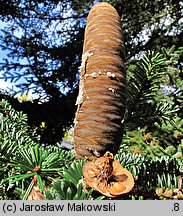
[0,3,81,99]
[0,20,11,90]
[0,49,13,91]
[0,44,38,99]
[0,20,21,94]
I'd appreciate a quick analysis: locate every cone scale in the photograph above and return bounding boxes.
[74,2,126,159]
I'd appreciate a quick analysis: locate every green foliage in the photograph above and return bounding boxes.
[2,145,73,192]
[45,161,104,200]
[0,99,75,199]
[45,180,96,200]
[115,150,182,199]
[123,46,182,163]
[125,49,180,130]
[161,46,183,111]
[0,99,103,200]
[0,99,39,199]
[0,99,38,160]
[123,119,183,158]
[118,46,183,199]
[60,160,85,186]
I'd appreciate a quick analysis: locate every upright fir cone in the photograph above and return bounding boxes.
[74,2,126,159]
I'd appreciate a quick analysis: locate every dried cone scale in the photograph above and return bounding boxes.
[82,152,134,197]
[74,2,126,159]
